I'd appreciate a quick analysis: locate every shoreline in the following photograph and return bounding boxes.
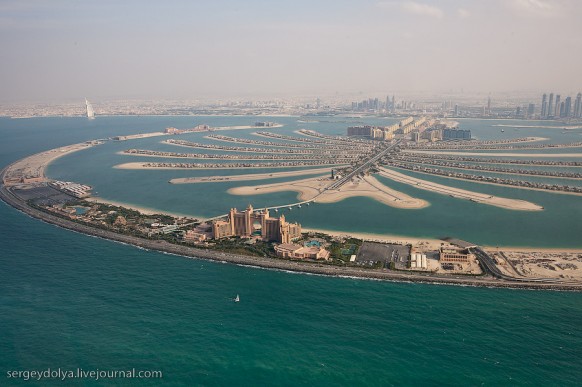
[2,134,582,290]
[1,180,581,291]
[86,196,203,220]
[113,162,347,170]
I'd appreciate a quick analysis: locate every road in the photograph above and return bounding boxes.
[327,140,402,190]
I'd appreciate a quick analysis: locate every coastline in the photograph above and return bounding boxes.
[86,196,203,220]
[2,167,581,291]
[2,133,581,290]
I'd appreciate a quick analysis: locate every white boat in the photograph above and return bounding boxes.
[85,98,95,119]
[234,294,240,302]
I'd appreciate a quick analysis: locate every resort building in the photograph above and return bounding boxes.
[212,205,301,243]
[274,243,330,260]
[439,246,475,263]
[182,230,207,243]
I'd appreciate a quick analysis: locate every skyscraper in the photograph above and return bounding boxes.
[548,93,554,117]
[527,103,535,118]
[574,93,582,118]
[487,96,491,115]
[564,96,572,117]
[554,94,561,117]
[541,93,547,117]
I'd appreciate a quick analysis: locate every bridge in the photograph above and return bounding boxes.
[327,140,402,190]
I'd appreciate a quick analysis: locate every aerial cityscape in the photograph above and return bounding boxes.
[1,0,581,385]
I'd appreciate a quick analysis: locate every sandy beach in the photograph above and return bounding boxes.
[114,162,346,170]
[377,167,543,211]
[492,124,582,130]
[214,124,284,130]
[170,168,331,184]
[3,141,100,185]
[86,196,202,219]
[227,175,429,209]
[113,132,167,140]
[304,228,443,249]
[386,165,582,197]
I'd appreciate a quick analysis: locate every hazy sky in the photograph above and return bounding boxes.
[1,0,580,102]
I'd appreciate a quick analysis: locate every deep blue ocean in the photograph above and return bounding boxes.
[1,116,582,386]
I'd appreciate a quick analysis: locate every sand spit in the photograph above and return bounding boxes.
[377,167,543,211]
[170,168,332,184]
[3,141,100,185]
[492,124,582,130]
[405,150,582,158]
[228,175,428,209]
[114,162,346,170]
[214,124,284,130]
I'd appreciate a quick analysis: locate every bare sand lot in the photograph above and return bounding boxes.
[170,168,331,184]
[377,167,543,211]
[227,175,429,209]
[501,251,582,281]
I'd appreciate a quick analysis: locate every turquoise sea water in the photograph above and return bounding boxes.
[39,116,582,248]
[1,116,582,385]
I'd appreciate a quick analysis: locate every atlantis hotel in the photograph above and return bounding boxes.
[212,205,301,244]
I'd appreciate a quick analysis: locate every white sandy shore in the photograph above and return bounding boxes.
[170,168,332,184]
[303,228,443,249]
[386,165,582,197]
[3,142,100,185]
[492,124,582,130]
[114,132,167,140]
[405,150,582,158]
[228,175,429,209]
[377,167,543,211]
[117,150,337,162]
[86,196,203,219]
[114,162,346,170]
[214,124,284,130]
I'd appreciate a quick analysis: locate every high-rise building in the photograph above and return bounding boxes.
[548,93,554,117]
[554,95,561,117]
[564,96,572,117]
[541,94,547,117]
[527,103,535,118]
[574,93,582,118]
[454,104,459,116]
[487,96,491,115]
[212,205,301,243]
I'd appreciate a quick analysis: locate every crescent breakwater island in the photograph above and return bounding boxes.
[2,118,582,290]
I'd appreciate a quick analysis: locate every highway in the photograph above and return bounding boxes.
[327,140,402,190]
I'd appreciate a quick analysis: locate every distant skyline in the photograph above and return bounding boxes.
[1,0,581,103]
